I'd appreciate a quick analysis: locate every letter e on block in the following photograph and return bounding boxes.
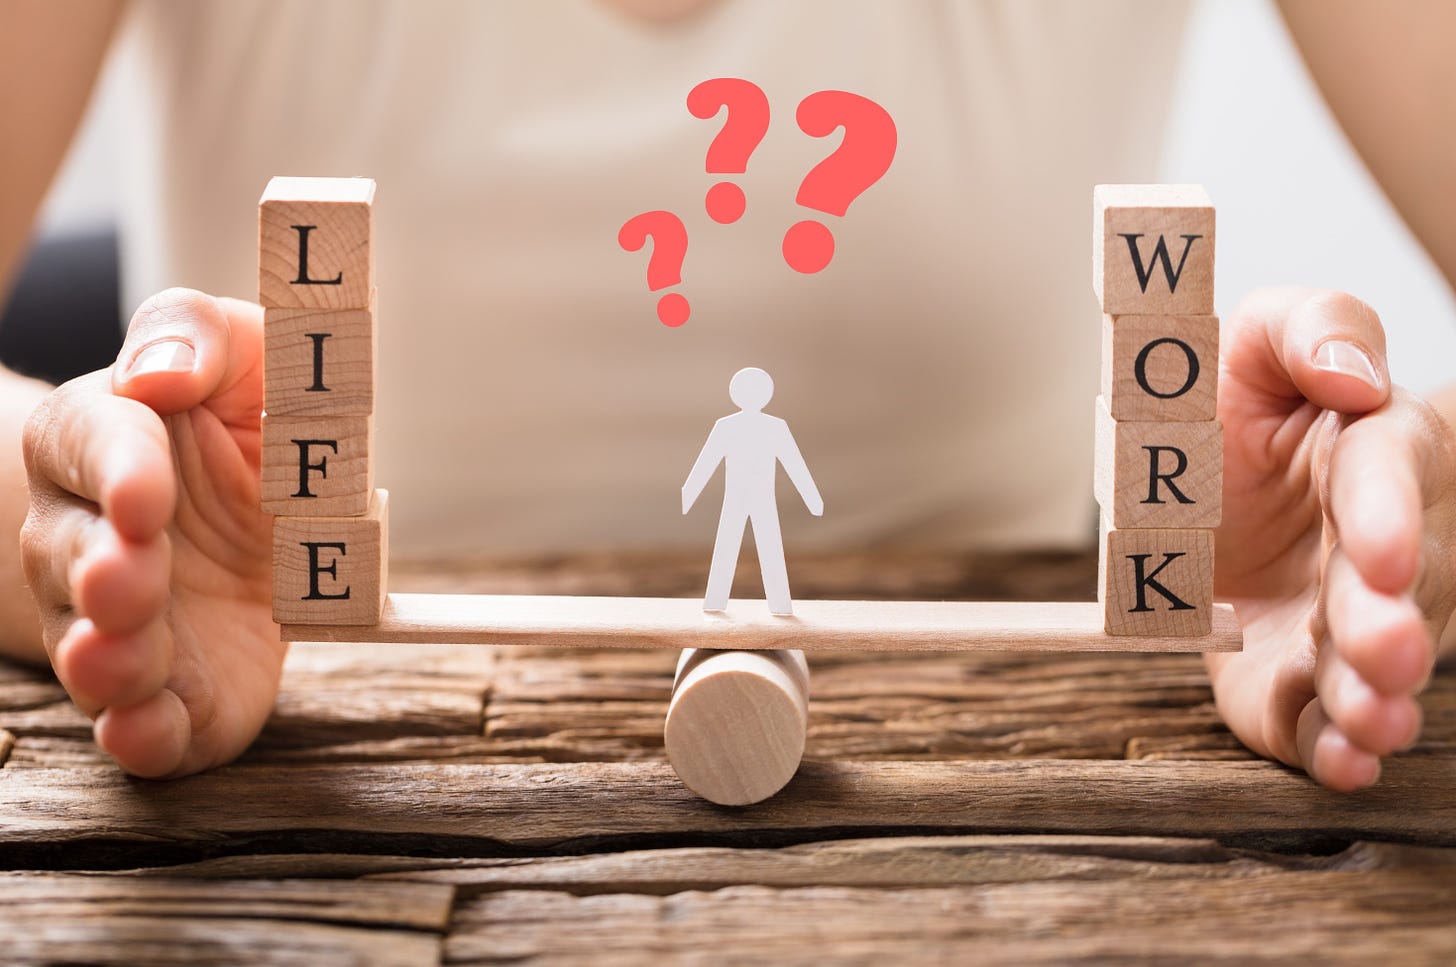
[1099,521,1214,637]
[1093,185,1214,315]
[259,177,375,310]
[273,490,389,625]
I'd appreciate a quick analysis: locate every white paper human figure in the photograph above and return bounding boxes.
[682,367,823,615]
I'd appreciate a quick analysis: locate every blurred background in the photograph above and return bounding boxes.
[9,0,1452,392]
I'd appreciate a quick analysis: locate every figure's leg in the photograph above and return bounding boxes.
[703,503,748,611]
[749,506,792,615]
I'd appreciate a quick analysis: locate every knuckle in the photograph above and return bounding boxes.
[20,395,56,473]
[18,509,57,590]
[125,287,217,340]
[1393,388,1456,468]
[1301,289,1385,340]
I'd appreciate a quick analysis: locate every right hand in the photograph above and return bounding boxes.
[20,288,284,778]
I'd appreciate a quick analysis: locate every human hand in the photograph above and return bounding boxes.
[1208,287,1456,790]
[20,288,283,778]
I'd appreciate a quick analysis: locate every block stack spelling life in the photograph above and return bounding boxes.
[1092,185,1220,636]
[259,177,388,626]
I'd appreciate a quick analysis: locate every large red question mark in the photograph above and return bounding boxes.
[618,210,690,327]
[783,91,897,274]
[687,78,770,225]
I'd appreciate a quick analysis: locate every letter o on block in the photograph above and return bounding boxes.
[664,649,809,806]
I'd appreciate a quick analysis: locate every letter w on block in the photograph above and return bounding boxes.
[1094,185,1214,315]
[1119,233,1202,295]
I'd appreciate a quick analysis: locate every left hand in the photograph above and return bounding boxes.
[1207,286,1456,790]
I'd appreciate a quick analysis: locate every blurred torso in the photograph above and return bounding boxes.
[115,0,1189,557]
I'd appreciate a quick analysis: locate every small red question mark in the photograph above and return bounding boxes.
[687,78,770,225]
[783,91,897,274]
[618,210,690,327]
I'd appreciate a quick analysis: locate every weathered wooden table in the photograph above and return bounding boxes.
[2,550,1453,964]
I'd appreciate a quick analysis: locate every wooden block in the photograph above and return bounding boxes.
[278,594,1243,653]
[264,296,376,417]
[273,490,389,626]
[664,648,809,805]
[1099,519,1214,637]
[1095,397,1222,529]
[261,413,373,517]
[1101,313,1219,422]
[1093,185,1214,315]
[258,176,374,310]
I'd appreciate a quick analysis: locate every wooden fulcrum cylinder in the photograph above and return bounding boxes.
[664,648,810,806]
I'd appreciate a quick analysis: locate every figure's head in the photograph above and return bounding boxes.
[729,367,773,412]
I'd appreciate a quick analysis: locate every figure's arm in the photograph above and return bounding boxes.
[0,0,125,660]
[1279,0,1456,429]
[1280,0,1456,656]
[1,0,124,303]
[776,423,823,516]
[681,421,726,513]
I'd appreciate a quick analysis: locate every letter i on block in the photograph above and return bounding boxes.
[1093,184,1220,636]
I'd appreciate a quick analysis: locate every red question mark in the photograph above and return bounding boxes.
[687,78,770,225]
[783,91,897,274]
[618,210,690,327]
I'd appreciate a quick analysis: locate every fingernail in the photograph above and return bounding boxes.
[124,340,195,379]
[1312,340,1382,389]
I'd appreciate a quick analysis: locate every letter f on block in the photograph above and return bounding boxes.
[292,439,338,498]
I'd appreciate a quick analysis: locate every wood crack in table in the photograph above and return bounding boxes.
[3,551,1453,965]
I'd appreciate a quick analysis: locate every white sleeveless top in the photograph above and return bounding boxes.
[114,0,1189,557]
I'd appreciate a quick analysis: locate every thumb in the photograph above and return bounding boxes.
[112,288,263,423]
[1223,286,1390,416]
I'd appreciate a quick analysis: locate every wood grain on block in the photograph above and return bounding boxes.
[280,593,1241,653]
[264,297,375,417]
[1102,314,1219,422]
[1093,184,1214,315]
[1100,522,1214,637]
[1094,397,1222,529]
[258,176,374,310]
[665,649,809,806]
[272,490,389,626]
[261,413,373,516]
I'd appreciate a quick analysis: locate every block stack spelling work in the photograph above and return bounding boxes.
[1092,185,1220,636]
[260,177,388,626]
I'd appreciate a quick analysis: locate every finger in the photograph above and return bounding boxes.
[52,616,173,714]
[1324,548,1433,696]
[68,521,171,636]
[1315,634,1422,757]
[113,289,263,428]
[1205,610,1315,770]
[23,375,176,543]
[93,687,191,779]
[1222,287,1389,415]
[20,496,98,615]
[1295,698,1381,792]
[1326,402,1424,593]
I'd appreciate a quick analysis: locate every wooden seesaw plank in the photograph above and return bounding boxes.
[280,594,1242,653]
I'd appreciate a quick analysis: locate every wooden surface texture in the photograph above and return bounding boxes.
[3,549,1452,964]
